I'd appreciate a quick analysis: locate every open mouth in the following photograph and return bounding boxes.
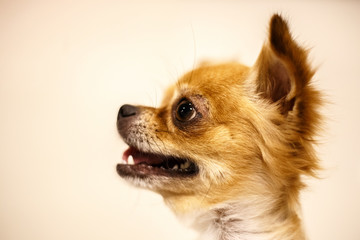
[116,147,199,178]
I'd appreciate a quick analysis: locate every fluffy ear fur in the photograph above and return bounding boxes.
[254,15,312,114]
[254,14,322,139]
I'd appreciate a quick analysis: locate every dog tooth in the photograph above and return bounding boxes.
[183,161,191,169]
[128,155,135,165]
[172,164,179,170]
[180,161,190,169]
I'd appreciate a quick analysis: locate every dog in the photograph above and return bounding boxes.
[116,14,322,240]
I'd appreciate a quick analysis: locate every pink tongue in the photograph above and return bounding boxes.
[122,147,164,165]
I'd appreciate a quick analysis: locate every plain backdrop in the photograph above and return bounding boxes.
[1,0,359,239]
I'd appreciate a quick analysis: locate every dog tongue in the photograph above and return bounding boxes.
[122,147,164,165]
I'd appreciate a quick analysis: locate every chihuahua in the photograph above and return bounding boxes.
[116,14,321,240]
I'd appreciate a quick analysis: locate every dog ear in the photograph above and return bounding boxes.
[253,14,314,114]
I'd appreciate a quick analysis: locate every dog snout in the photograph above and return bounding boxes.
[117,104,140,138]
[118,104,138,120]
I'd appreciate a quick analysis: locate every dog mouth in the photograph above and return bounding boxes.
[116,147,199,178]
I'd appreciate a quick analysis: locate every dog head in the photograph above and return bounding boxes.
[116,14,321,215]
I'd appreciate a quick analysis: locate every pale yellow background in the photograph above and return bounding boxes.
[1,0,359,239]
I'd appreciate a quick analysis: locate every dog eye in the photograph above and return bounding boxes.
[176,99,197,122]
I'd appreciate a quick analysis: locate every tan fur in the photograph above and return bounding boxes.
[116,14,322,240]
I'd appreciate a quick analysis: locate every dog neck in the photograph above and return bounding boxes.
[183,196,306,240]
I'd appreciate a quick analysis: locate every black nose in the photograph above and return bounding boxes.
[118,104,138,120]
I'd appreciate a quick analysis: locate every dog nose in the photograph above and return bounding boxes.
[118,104,138,120]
